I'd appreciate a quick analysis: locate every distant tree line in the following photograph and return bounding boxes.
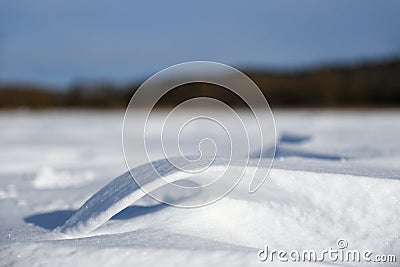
[1,59,399,109]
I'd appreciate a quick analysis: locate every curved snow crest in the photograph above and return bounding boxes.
[59,157,400,242]
[58,157,263,238]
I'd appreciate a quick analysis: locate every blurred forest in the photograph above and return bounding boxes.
[1,58,399,109]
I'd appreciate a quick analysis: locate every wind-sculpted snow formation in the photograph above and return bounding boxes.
[59,156,400,253]
[59,158,263,238]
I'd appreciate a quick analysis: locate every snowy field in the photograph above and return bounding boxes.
[0,110,399,266]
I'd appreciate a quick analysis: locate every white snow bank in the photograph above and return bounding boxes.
[33,166,95,189]
[58,157,400,262]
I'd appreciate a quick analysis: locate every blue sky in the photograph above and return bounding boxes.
[1,0,400,86]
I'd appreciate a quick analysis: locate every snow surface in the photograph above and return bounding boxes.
[33,166,95,189]
[0,110,399,266]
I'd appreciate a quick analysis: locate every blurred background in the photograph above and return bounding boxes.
[1,0,400,108]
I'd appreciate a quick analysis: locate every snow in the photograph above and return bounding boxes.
[0,184,17,199]
[33,166,95,189]
[0,110,399,266]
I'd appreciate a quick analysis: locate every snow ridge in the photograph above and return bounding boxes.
[59,156,400,243]
[59,158,257,237]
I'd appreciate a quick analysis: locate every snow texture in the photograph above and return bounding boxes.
[0,110,399,266]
